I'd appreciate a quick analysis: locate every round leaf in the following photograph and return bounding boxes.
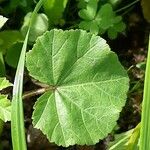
[21,12,49,43]
[26,29,129,147]
[79,0,97,20]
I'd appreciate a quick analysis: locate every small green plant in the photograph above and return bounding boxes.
[78,0,126,39]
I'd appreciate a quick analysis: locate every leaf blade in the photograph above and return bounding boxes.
[0,15,8,29]
[26,29,129,147]
[0,77,12,90]
[0,94,11,122]
[140,35,150,149]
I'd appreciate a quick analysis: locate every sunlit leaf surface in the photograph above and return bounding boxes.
[26,29,129,147]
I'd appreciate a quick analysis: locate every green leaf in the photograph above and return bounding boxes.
[21,12,49,43]
[108,123,140,150]
[0,30,23,76]
[136,61,146,71]
[107,21,126,39]
[79,20,99,34]
[8,0,35,13]
[108,28,118,39]
[96,4,125,31]
[108,0,122,8]
[127,123,140,150]
[96,4,126,38]
[0,94,11,122]
[0,30,23,53]
[0,77,12,90]
[0,15,8,29]
[79,3,126,38]
[26,29,129,147]
[108,129,133,150]
[0,77,12,122]
[10,0,27,9]
[141,0,150,22]
[79,0,97,20]
[43,0,68,26]
[96,4,115,29]
[5,42,23,68]
[77,0,88,9]
[78,0,99,34]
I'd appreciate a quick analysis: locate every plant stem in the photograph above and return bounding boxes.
[140,35,150,149]
[23,87,53,100]
[115,0,140,13]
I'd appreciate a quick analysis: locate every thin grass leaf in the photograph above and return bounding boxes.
[108,129,133,150]
[140,35,150,149]
[127,123,140,149]
[0,52,5,76]
[11,31,29,150]
[11,0,46,149]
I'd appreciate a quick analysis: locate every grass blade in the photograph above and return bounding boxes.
[140,35,150,149]
[11,31,29,150]
[0,51,5,76]
[11,0,46,149]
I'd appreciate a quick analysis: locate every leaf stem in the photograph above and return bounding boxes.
[115,0,140,13]
[23,87,54,100]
